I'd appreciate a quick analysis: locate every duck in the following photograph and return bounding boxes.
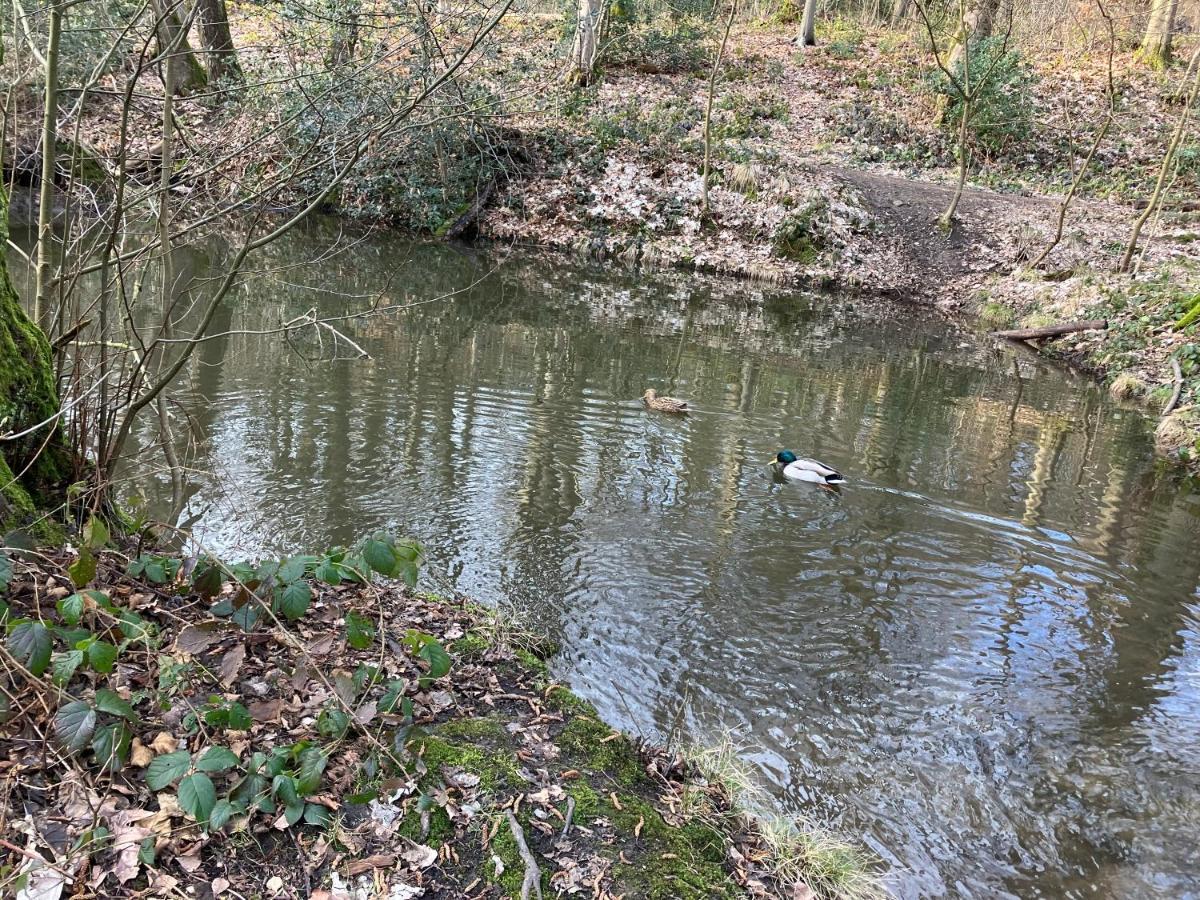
[772,450,847,488]
[643,389,688,414]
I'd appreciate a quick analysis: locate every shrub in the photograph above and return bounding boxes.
[930,37,1034,155]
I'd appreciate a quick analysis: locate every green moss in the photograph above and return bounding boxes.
[558,715,644,787]
[412,731,520,794]
[0,186,69,517]
[487,811,553,898]
[433,715,512,753]
[452,630,490,657]
[605,793,737,899]
[977,301,1015,328]
[397,804,456,847]
[543,683,597,717]
[514,648,549,676]
[563,780,602,822]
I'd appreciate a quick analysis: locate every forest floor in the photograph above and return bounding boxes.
[1,545,878,900]
[479,17,1200,467]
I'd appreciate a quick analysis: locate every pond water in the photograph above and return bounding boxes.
[60,227,1200,897]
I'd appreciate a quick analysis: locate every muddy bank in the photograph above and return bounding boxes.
[0,538,881,899]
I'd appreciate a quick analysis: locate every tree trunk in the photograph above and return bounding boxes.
[0,187,69,525]
[152,0,208,94]
[327,0,362,69]
[797,0,818,46]
[890,0,911,26]
[948,0,1000,69]
[1137,0,1178,69]
[569,0,603,85]
[33,1,61,329]
[193,0,243,84]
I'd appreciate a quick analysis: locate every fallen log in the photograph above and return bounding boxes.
[990,319,1107,341]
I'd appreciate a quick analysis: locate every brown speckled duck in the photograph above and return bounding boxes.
[643,389,688,414]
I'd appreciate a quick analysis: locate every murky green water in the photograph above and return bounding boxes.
[42,226,1200,897]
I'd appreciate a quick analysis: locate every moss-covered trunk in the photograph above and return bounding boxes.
[0,186,68,526]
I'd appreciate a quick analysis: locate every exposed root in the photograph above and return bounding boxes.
[505,810,543,900]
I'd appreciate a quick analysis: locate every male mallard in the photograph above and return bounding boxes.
[643,389,688,414]
[772,450,846,487]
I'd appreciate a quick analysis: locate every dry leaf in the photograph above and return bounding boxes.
[218,644,246,685]
[174,622,228,654]
[346,854,395,875]
[129,739,153,768]
[212,877,231,896]
[249,698,284,722]
[149,732,177,754]
[401,844,437,870]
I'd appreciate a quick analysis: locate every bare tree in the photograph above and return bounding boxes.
[193,0,244,85]
[569,0,605,84]
[702,0,738,216]
[891,0,912,26]
[1137,0,1178,69]
[1120,47,1200,272]
[151,0,208,93]
[797,0,818,46]
[949,0,1001,69]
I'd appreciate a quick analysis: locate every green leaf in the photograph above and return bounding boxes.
[137,836,156,866]
[278,581,311,621]
[87,640,119,674]
[283,799,305,827]
[126,558,145,578]
[397,560,419,588]
[419,639,451,681]
[57,593,86,626]
[68,551,96,588]
[231,600,260,631]
[295,747,327,795]
[8,619,52,675]
[225,702,252,731]
[345,612,375,650]
[315,560,342,585]
[302,802,331,827]
[277,557,306,584]
[117,610,154,642]
[192,564,223,599]
[95,689,137,721]
[92,721,132,771]
[362,540,397,577]
[317,708,349,739]
[209,799,234,831]
[272,774,300,807]
[0,554,12,592]
[54,700,97,753]
[83,517,109,550]
[231,770,270,813]
[146,750,191,790]
[178,773,217,822]
[52,650,84,686]
[379,679,407,714]
[196,746,239,773]
[144,560,168,584]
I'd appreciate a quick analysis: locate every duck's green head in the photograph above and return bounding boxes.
[775,450,797,465]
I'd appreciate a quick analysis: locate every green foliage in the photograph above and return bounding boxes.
[773,198,829,264]
[930,37,1034,155]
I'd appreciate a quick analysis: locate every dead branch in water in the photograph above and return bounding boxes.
[991,320,1107,341]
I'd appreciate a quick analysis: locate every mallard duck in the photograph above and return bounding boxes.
[643,389,688,414]
[772,450,846,487]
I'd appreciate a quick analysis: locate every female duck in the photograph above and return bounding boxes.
[772,450,846,487]
[643,389,688,414]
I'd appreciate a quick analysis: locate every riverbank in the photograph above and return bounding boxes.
[6,12,1198,466]
[475,19,1200,469]
[0,538,882,899]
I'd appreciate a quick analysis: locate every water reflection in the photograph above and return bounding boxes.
[112,227,1199,898]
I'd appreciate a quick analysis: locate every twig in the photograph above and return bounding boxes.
[559,796,576,841]
[1164,357,1184,416]
[504,811,543,900]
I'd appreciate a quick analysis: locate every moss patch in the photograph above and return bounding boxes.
[605,792,738,899]
[558,714,645,787]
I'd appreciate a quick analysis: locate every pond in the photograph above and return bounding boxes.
[39,225,1200,897]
